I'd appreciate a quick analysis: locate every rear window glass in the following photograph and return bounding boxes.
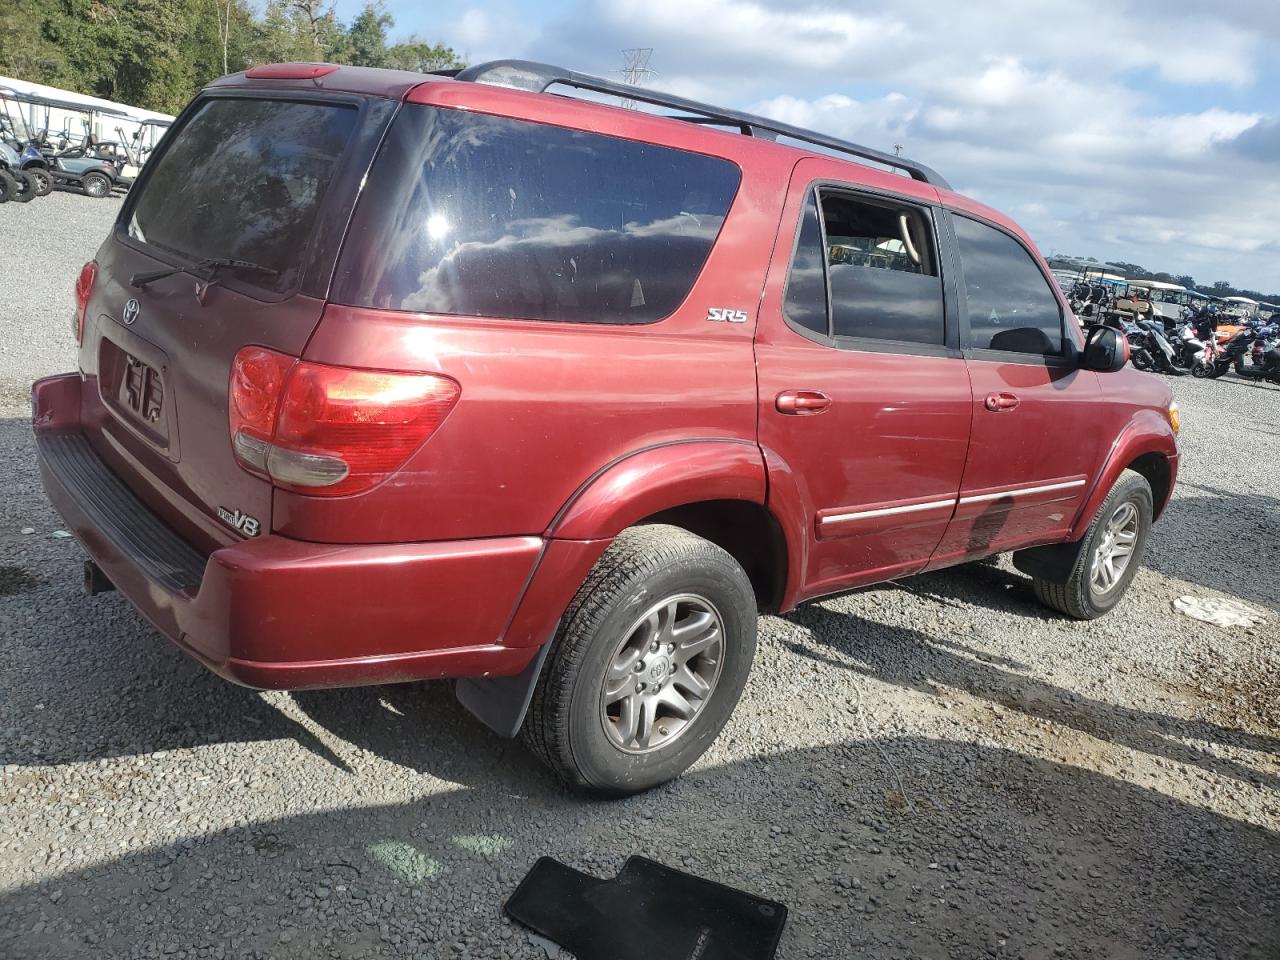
[333,105,741,324]
[126,98,357,295]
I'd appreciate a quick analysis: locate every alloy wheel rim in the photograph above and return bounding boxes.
[599,593,725,754]
[1090,501,1139,595]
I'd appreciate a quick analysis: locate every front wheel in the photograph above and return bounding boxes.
[1032,470,1152,620]
[522,524,757,796]
[25,167,52,196]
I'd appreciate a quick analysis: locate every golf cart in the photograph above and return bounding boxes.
[15,91,131,197]
[0,88,51,200]
[1121,280,1188,327]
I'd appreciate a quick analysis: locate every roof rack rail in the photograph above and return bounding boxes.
[452,59,950,190]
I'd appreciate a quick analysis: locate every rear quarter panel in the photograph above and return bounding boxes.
[277,104,797,544]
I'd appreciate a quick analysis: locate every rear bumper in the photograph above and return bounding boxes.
[32,373,568,690]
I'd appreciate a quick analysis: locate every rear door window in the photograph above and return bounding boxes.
[126,97,358,296]
[334,105,741,324]
[782,186,946,348]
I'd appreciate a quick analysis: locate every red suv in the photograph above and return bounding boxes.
[33,60,1178,794]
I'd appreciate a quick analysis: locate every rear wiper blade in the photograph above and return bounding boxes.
[130,257,279,290]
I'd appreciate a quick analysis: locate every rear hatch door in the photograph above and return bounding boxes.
[84,90,394,550]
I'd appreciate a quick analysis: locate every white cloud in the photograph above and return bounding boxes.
[422,0,1280,290]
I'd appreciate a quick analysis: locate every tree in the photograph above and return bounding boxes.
[386,38,463,73]
[0,0,67,82]
[0,0,465,115]
[346,2,392,67]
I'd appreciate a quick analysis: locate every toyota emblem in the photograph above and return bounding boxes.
[122,298,140,325]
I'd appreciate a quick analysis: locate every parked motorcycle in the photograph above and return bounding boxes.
[1171,322,1218,377]
[1212,327,1280,383]
[1127,318,1185,375]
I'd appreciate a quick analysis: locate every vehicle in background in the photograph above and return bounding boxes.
[33,60,1180,795]
[0,138,37,202]
[1214,325,1280,383]
[49,147,121,197]
[1220,296,1260,322]
[1123,280,1187,327]
[0,88,53,196]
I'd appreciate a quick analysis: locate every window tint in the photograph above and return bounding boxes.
[953,215,1064,356]
[822,193,943,345]
[334,105,741,324]
[127,98,356,295]
[783,191,829,336]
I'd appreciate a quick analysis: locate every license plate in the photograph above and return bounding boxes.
[121,354,164,424]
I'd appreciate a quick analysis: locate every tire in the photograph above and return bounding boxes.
[1032,470,1153,620]
[522,524,758,796]
[0,170,13,204]
[1191,359,1214,378]
[7,170,35,203]
[25,167,52,197]
[81,171,111,198]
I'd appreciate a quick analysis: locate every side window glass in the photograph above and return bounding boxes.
[953,215,1064,356]
[821,192,945,345]
[783,191,829,336]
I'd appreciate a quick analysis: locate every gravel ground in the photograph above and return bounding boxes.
[0,191,122,408]
[1,196,1278,959]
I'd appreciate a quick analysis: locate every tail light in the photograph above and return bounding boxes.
[229,346,460,498]
[73,260,97,344]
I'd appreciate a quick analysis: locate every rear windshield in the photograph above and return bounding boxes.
[126,97,357,295]
[333,105,741,324]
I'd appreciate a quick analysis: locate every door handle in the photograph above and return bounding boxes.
[776,390,832,415]
[984,392,1020,412]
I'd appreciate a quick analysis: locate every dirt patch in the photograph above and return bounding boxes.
[0,565,40,597]
[1190,657,1280,737]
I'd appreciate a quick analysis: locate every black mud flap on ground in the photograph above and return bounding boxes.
[505,856,787,960]
[1012,537,1088,585]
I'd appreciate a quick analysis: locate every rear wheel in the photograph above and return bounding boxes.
[81,171,111,198]
[25,168,52,196]
[522,524,757,796]
[1032,470,1152,620]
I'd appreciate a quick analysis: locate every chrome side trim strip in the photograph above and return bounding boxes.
[821,498,957,525]
[957,478,1086,506]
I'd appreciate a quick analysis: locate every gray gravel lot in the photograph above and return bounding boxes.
[1,196,1278,959]
[0,191,120,408]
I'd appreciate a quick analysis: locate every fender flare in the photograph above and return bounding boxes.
[460,439,768,739]
[758,444,811,612]
[548,439,766,540]
[1068,410,1177,540]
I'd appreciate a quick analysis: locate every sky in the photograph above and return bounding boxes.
[336,0,1280,293]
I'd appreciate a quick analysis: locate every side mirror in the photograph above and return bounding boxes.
[1081,324,1129,372]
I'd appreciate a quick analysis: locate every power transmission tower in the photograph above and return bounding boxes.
[618,48,655,109]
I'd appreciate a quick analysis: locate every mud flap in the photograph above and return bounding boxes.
[1012,538,1087,585]
[455,623,557,738]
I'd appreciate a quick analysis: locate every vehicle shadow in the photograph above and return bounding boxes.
[784,602,1280,791]
[1,735,1276,959]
